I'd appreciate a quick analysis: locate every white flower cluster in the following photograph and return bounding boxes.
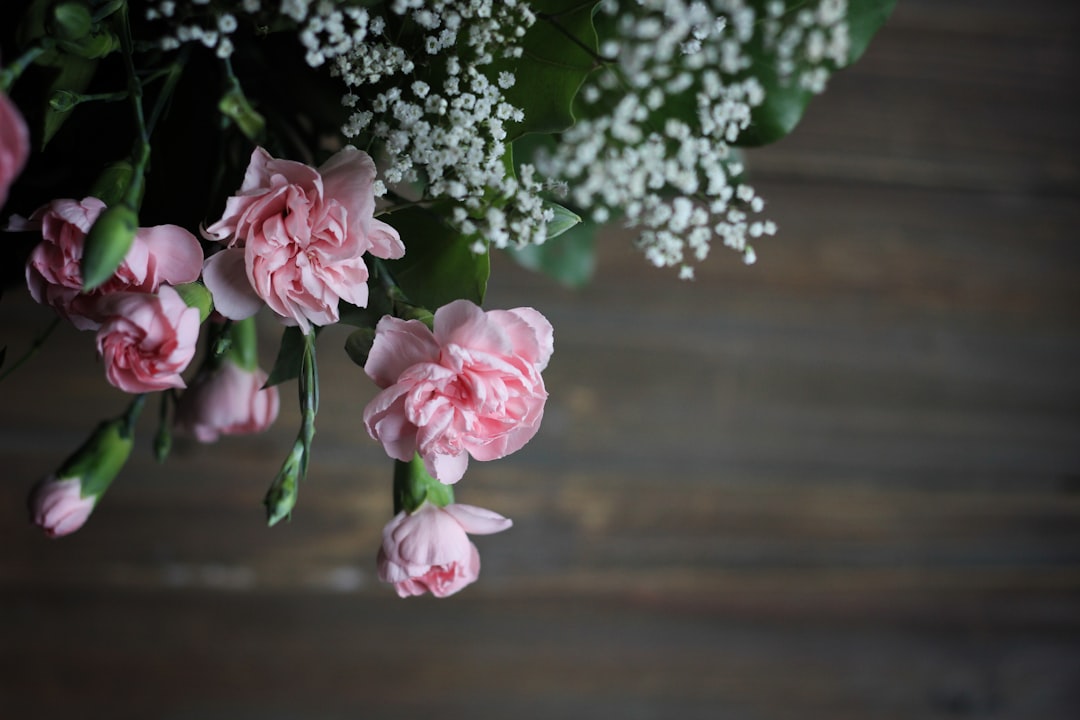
[145,0,246,59]
[532,0,850,277]
[332,1,551,249]
[763,0,852,92]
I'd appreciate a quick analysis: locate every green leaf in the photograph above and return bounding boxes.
[846,0,899,64]
[41,56,99,147]
[264,326,310,388]
[736,0,897,147]
[508,219,596,287]
[544,201,581,240]
[344,328,376,369]
[381,205,490,311]
[494,0,598,138]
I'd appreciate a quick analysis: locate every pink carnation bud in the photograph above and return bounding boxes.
[377,502,512,598]
[363,299,554,484]
[0,88,29,209]
[29,476,96,538]
[175,360,280,443]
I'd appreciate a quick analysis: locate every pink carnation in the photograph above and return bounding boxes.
[15,197,203,330]
[29,476,96,538]
[0,89,29,209]
[95,286,200,393]
[378,502,512,598]
[202,146,404,334]
[175,360,280,442]
[363,299,553,484]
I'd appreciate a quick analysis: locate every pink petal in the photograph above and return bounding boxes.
[319,146,376,236]
[444,504,513,535]
[366,218,405,259]
[426,450,469,485]
[433,299,510,356]
[364,316,440,388]
[202,248,263,320]
[139,224,204,285]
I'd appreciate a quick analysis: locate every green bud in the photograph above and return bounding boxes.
[81,202,138,291]
[172,282,214,323]
[49,2,92,43]
[219,87,266,143]
[58,30,120,60]
[264,439,304,526]
[212,335,233,359]
[88,161,137,207]
[57,416,135,500]
[48,89,80,113]
[47,1,119,59]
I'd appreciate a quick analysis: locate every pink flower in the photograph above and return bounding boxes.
[202,146,404,333]
[363,299,554,484]
[0,89,29,209]
[175,360,280,442]
[95,286,200,393]
[15,197,203,330]
[378,502,512,598]
[29,476,96,538]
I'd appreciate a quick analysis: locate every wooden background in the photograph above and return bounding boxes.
[2,1,1078,717]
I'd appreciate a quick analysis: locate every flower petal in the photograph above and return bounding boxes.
[202,248,263,320]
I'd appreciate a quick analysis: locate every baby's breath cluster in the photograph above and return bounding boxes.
[145,0,247,58]
[333,1,551,249]
[763,0,852,92]
[533,0,851,277]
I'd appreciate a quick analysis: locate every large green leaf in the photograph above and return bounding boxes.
[494,0,598,138]
[381,205,490,311]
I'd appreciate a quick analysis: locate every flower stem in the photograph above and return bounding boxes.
[0,317,60,384]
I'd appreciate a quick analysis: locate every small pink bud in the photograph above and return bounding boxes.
[29,476,95,538]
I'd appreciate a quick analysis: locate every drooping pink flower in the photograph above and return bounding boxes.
[363,299,554,484]
[0,88,29,209]
[378,502,512,598]
[14,197,203,330]
[29,476,96,538]
[202,146,404,333]
[95,286,200,393]
[175,360,280,442]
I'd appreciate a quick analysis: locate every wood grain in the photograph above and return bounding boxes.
[2,1,1079,718]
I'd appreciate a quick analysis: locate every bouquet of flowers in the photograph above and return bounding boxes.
[0,0,894,597]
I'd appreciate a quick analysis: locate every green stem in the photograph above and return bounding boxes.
[120,393,147,438]
[117,1,150,209]
[226,317,258,372]
[0,44,49,92]
[0,317,60,384]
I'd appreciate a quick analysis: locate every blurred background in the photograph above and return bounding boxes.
[2,0,1079,718]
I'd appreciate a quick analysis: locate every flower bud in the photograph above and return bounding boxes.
[88,161,137,207]
[172,282,214,323]
[29,414,136,537]
[28,476,95,538]
[48,2,92,43]
[218,87,265,143]
[49,2,119,59]
[81,202,138,291]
